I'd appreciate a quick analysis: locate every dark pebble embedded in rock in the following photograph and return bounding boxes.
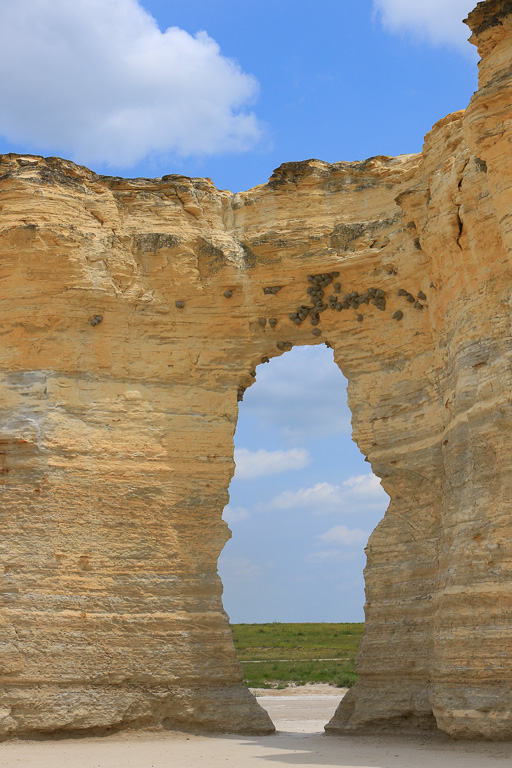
[312,328,322,336]
[261,356,270,364]
[356,314,364,322]
[406,294,415,303]
[223,290,233,298]
[258,317,267,327]
[414,301,424,310]
[393,310,403,321]
[175,301,185,309]
[90,315,103,326]
[398,288,407,296]
[277,341,293,351]
[418,290,427,301]
[263,286,282,295]
[269,318,278,328]
[334,283,341,292]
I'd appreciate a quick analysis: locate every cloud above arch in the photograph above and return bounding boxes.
[234,448,311,480]
[373,0,476,51]
[0,0,262,167]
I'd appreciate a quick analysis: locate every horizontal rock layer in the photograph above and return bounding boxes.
[0,0,511,741]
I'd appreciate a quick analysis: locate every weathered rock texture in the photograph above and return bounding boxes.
[0,0,511,741]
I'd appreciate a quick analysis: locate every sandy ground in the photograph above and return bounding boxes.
[1,686,511,767]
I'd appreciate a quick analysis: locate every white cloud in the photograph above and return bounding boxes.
[373,0,476,51]
[223,505,250,524]
[342,473,386,500]
[234,447,310,480]
[0,0,262,167]
[260,473,388,515]
[317,525,369,547]
[262,482,343,511]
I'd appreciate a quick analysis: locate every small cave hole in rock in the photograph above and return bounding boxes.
[218,344,390,733]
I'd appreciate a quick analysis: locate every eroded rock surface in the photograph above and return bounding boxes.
[0,0,511,741]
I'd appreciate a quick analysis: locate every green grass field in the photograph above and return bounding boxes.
[230,622,363,689]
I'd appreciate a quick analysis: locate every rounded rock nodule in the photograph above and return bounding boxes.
[175,300,185,309]
[90,315,103,327]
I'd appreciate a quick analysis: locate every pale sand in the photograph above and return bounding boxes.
[1,687,511,767]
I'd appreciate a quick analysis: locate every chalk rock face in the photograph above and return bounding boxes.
[0,0,511,741]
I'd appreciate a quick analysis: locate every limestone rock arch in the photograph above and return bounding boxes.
[0,0,511,740]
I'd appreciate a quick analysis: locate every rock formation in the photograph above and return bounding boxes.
[0,0,511,741]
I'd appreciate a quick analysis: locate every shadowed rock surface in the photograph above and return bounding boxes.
[0,0,512,741]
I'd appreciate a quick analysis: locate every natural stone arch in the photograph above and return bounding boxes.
[0,0,512,740]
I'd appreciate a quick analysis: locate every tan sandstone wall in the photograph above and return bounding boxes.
[0,0,511,740]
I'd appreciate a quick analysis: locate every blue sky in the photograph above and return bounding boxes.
[0,0,478,621]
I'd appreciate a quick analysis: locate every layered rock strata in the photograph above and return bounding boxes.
[0,0,511,741]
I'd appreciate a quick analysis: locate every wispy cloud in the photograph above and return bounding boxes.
[317,525,369,547]
[223,505,250,524]
[306,548,361,564]
[244,346,352,443]
[373,0,476,51]
[234,447,310,480]
[219,555,262,579]
[259,474,388,516]
[0,0,262,167]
